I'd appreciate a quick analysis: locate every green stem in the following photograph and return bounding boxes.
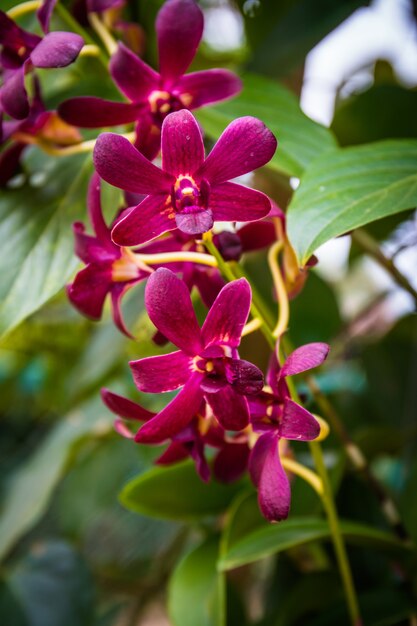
[55,3,109,69]
[203,234,276,349]
[309,441,362,626]
[352,229,417,304]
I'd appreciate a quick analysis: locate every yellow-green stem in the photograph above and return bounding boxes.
[55,2,109,68]
[309,441,362,626]
[7,0,41,19]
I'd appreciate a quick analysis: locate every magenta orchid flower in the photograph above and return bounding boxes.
[102,387,249,483]
[93,109,276,243]
[58,0,241,159]
[128,268,264,444]
[249,342,330,522]
[67,173,151,335]
[0,11,83,120]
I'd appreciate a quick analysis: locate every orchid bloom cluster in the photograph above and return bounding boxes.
[1,0,330,522]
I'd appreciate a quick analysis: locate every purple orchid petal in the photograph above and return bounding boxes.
[238,221,276,253]
[161,109,204,176]
[266,350,280,396]
[59,96,143,128]
[210,181,271,222]
[225,358,265,395]
[88,0,126,12]
[202,278,251,349]
[73,223,116,264]
[111,194,175,246]
[37,0,57,33]
[0,142,26,185]
[175,208,213,235]
[0,11,41,55]
[213,441,249,483]
[134,115,161,160]
[193,267,225,308]
[135,372,204,443]
[280,342,330,378]
[130,350,193,393]
[101,388,155,421]
[176,69,242,109]
[145,268,202,355]
[156,0,204,86]
[94,133,174,194]
[156,441,189,465]
[213,231,242,262]
[30,32,84,68]
[87,173,113,247]
[1,66,29,119]
[110,42,159,102]
[67,264,111,319]
[279,398,320,441]
[250,432,290,522]
[205,385,249,431]
[196,116,277,185]
[110,283,137,337]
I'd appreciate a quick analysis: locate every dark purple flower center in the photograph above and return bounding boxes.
[195,354,263,396]
[148,89,184,126]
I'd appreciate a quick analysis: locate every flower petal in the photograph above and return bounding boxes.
[250,432,290,521]
[87,172,113,246]
[37,0,57,33]
[176,68,242,109]
[30,32,84,68]
[156,441,189,466]
[238,221,276,252]
[110,42,159,101]
[135,372,204,443]
[175,209,213,235]
[145,268,202,354]
[196,116,277,185]
[67,264,111,319]
[130,350,193,393]
[101,388,155,421]
[110,283,138,337]
[210,181,271,222]
[58,96,142,128]
[279,398,320,441]
[94,132,174,194]
[213,441,249,483]
[1,67,29,119]
[156,0,203,85]
[202,278,251,349]
[161,109,204,176]
[111,194,175,246]
[73,223,115,264]
[206,385,249,431]
[225,358,264,395]
[280,342,330,378]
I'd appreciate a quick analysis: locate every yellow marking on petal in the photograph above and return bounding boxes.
[148,90,171,113]
[180,92,193,107]
[205,361,214,373]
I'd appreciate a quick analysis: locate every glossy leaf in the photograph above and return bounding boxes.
[0,151,93,340]
[119,460,245,521]
[0,398,113,560]
[287,139,417,265]
[219,517,411,570]
[168,537,223,626]
[197,73,336,178]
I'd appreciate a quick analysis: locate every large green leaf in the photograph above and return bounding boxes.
[286,139,417,265]
[0,150,92,340]
[219,517,412,570]
[197,73,336,178]
[168,537,223,626]
[120,460,245,521]
[0,398,113,561]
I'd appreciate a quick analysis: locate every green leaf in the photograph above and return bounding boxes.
[286,139,417,265]
[197,73,336,178]
[168,537,223,626]
[219,517,412,570]
[0,398,113,561]
[0,151,93,340]
[120,460,245,521]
